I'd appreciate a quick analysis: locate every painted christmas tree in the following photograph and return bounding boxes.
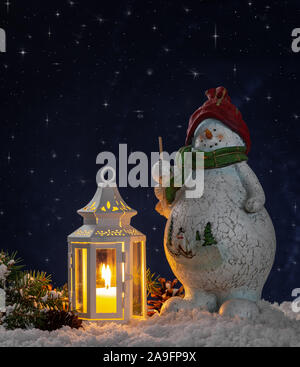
[202,222,217,246]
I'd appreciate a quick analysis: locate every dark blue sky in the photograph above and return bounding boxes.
[0,0,299,303]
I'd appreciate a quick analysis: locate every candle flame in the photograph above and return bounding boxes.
[101,264,111,289]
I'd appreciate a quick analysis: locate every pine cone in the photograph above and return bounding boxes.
[147,278,184,316]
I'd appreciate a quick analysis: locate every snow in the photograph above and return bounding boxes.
[0,301,299,347]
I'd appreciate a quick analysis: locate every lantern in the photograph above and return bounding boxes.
[68,170,147,321]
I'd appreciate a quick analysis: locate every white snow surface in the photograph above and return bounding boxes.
[0,301,299,347]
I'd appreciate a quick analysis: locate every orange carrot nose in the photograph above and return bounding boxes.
[205,129,213,139]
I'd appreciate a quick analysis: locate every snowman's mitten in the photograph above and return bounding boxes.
[154,186,165,201]
[245,197,265,213]
[154,187,172,218]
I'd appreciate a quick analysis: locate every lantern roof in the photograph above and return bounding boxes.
[68,168,146,242]
[79,183,136,215]
[76,168,139,226]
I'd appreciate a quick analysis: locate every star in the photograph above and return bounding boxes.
[245,96,251,102]
[29,169,35,174]
[48,27,52,38]
[152,25,157,31]
[51,151,57,159]
[189,69,201,79]
[152,226,157,231]
[233,64,237,73]
[68,0,75,6]
[103,101,109,108]
[55,11,60,17]
[266,95,272,102]
[146,68,153,76]
[212,24,220,49]
[19,49,27,56]
[7,153,11,164]
[293,114,299,120]
[5,1,10,13]
[97,17,105,24]
[184,7,191,13]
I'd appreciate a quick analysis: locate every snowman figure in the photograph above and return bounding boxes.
[154,87,276,319]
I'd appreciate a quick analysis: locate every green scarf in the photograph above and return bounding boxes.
[165,145,248,204]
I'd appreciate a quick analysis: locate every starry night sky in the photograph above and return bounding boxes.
[0,0,299,303]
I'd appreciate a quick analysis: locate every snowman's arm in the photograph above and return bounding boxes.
[235,161,265,213]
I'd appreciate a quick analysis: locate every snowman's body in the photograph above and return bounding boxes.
[155,118,276,316]
[165,163,276,305]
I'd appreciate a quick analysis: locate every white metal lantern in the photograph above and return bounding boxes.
[68,172,147,321]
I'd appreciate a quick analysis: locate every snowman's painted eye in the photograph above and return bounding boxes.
[213,129,216,132]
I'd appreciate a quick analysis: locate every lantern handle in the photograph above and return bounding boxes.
[97,166,116,187]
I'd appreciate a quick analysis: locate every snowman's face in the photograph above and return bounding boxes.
[192,118,244,152]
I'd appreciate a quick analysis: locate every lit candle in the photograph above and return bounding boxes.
[96,264,117,313]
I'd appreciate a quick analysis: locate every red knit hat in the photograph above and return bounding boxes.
[185,86,251,154]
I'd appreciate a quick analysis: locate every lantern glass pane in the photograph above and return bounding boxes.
[132,241,144,316]
[74,248,87,313]
[96,248,117,313]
